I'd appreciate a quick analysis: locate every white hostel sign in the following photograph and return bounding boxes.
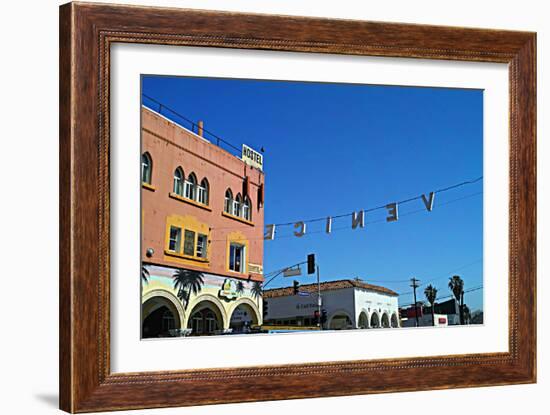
[242,144,263,171]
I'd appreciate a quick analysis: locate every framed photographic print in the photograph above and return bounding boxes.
[59,2,536,412]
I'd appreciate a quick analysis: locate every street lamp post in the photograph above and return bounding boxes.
[317,265,322,329]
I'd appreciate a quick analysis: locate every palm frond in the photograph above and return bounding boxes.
[448,275,464,301]
[172,268,205,307]
[424,284,438,305]
[251,280,263,299]
[141,266,150,283]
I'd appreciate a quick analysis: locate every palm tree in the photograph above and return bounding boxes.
[236,280,245,296]
[424,284,438,326]
[251,280,263,308]
[173,268,204,309]
[448,275,465,324]
[141,266,150,284]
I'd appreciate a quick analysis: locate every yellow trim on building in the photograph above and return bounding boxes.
[221,211,254,226]
[226,231,249,276]
[164,214,211,268]
[169,192,212,211]
[164,250,209,263]
[142,182,156,191]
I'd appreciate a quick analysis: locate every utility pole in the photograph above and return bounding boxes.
[317,265,322,329]
[460,290,465,325]
[410,277,421,327]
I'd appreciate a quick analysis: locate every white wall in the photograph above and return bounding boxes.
[266,287,400,329]
[1,0,546,414]
[266,287,356,324]
[354,288,399,327]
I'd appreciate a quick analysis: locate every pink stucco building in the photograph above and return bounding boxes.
[141,106,265,337]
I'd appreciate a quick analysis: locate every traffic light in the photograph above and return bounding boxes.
[293,280,300,295]
[321,309,328,324]
[313,310,320,325]
[307,253,315,274]
[263,300,269,318]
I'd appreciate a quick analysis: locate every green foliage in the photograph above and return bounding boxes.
[448,275,464,302]
[424,284,438,305]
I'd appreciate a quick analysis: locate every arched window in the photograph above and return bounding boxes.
[224,189,233,214]
[173,167,184,196]
[184,173,197,200]
[242,196,251,220]
[197,178,209,205]
[233,194,242,217]
[141,152,152,184]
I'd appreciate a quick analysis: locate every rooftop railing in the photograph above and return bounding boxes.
[142,93,242,157]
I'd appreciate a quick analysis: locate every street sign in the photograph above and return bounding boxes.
[283,266,302,277]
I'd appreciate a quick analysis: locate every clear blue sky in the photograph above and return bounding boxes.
[142,75,484,311]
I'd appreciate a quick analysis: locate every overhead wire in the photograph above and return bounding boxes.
[208,176,483,232]
[205,191,483,242]
[398,285,483,309]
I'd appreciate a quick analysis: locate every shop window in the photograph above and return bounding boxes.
[229,243,245,273]
[183,230,196,256]
[196,234,208,258]
[205,310,217,333]
[162,309,175,332]
[168,226,181,252]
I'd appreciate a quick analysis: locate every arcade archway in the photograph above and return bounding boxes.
[187,300,225,336]
[358,311,369,329]
[229,302,260,334]
[142,295,182,338]
[381,313,390,328]
[370,312,380,328]
[329,312,353,330]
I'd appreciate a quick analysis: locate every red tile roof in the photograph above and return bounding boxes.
[263,279,398,298]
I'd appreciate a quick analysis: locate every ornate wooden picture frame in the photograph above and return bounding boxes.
[59,2,536,412]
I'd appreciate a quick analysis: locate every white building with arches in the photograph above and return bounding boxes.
[263,279,399,330]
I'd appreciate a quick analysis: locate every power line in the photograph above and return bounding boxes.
[360,257,481,285]
[206,191,483,242]
[397,258,483,296]
[208,177,482,233]
[264,176,482,228]
[398,285,483,308]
